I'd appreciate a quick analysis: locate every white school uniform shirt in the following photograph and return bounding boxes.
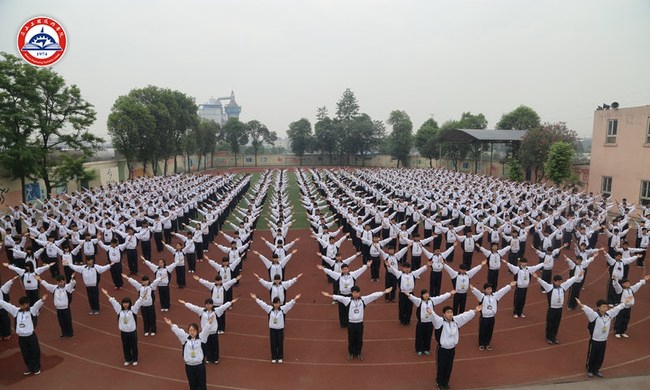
[0,299,44,336]
[444,264,483,293]
[255,298,297,329]
[109,297,143,332]
[612,279,645,308]
[538,275,579,308]
[171,322,215,366]
[9,264,50,291]
[40,279,76,309]
[184,301,231,334]
[198,279,238,306]
[68,263,111,286]
[506,263,544,288]
[127,277,163,306]
[432,310,476,349]
[471,285,512,318]
[258,277,299,303]
[582,303,625,342]
[333,291,383,323]
[388,265,428,294]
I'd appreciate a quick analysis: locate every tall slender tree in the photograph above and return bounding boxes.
[286,118,313,166]
[247,120,277,166]
[386,110,413,167]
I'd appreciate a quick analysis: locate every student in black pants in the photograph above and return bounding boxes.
[179,298,237,364]
[0,295,47,375]
[165,316,217,390]
[323,286,391,360]
[406,289,454,356]
[38,274,76,338]
[432,305,481,390]
[103,289,143,366]
[252,293,301,363]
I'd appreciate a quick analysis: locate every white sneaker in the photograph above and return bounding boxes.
[144,333,150,336]
[621,334,629,338]
[278,359,283,363]
[132,362,138,366]
[513,314,518,318]
[124,362,130,366]
[615,334,621,338]
[217,330,224,335]
[271,359,277,363]
[150,333,155,336]
[520,314,526,318]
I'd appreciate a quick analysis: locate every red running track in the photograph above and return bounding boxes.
[0,227,648,390]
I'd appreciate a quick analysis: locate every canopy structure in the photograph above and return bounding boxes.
[437,129,527,143]
[436,129,528,176]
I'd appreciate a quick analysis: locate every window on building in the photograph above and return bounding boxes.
[601,176,612,197]
[462,162,469,169]
[646,117,650,144]
[606,119,617,143]
[641,181,650,206]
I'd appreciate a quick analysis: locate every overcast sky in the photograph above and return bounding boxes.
[1,0,649,141]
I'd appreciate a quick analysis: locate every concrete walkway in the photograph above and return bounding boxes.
[496,375,649,390]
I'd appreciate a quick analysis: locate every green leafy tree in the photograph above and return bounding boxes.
[314,116,337,164]
[335,89,359,121]
[506,158,524,182]
[349,114,385,165]
[519,122,577,182]
[414,118,440,167]
[496,105,541,130]
[31,68,101,197]
[247,120,277,166]
[0,53,40,201]
[497,105,541,157]
[51,154,96,191]
[438,120,467,171]
[386,110,413,167]
[544,141,575,186]
[222,118,248,167]
[108,95,157,178]
[170,90,199,173]
[286,118,313,166]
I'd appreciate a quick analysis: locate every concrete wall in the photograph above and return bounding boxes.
[588,105,650,205]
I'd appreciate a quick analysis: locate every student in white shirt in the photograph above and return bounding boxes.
[575,297,631,378]
[502,258,544,318]
[38,274,76,338]
[406,289,455,355]
[164,315,218,390]
[142,257,177,311]
[322,286,392,361]
[470,281,515,350]
[534,272,581,344]
[0,294,47,375]
[102,288,144,366]
[193,274,241,333]
[123,273,163,336]
[3,262,52,305]
[386,261,429,325]
[611,275,649,338]
[433,304,482,390]
[65,257,111,315]
[251,292,301,363]
[0,276,18,340]
[178,297,237,364]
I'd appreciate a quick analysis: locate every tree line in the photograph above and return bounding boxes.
[286,89,579,185]
[107,89,277,175]
[0,53,102,201]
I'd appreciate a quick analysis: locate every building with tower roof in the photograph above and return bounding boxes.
[197,91,242,125]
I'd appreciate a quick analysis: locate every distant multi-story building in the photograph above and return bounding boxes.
[197,91,241,126]
[587,104,650,208]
